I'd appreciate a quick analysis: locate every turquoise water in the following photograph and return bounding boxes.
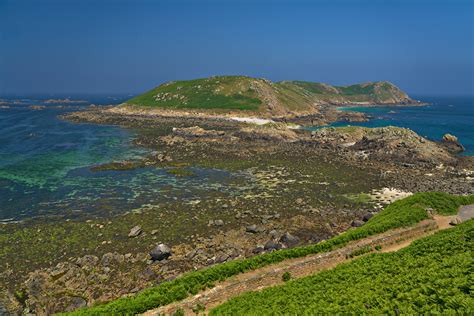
[313,96,474,155]
[1,95,472,221]
[0,96,246,221]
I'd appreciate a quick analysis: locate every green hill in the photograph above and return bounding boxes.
[126,76,416,115]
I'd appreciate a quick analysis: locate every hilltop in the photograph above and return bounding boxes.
[125,76,419,116]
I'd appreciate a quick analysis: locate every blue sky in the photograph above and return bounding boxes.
[0,0,473,95]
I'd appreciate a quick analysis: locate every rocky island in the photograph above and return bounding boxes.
[1,76,472,315]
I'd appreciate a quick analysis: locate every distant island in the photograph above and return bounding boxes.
[126,75,422,116]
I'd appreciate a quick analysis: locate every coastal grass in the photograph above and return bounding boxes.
[211,219,474,314]
[126,76,262,111]
[64,192,474,315]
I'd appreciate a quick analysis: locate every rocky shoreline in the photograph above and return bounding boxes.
[1,105,472,315]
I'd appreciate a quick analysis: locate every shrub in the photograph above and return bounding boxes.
[282,272,291,282]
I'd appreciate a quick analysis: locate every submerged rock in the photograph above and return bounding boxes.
[150,243,172,261]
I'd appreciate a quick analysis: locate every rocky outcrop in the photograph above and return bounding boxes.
[441,133,465,153]
[311,126,459,166]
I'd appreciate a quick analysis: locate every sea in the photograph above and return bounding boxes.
[0,95,472,221]
[311,96,474,156]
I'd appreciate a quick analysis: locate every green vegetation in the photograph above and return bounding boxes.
[282,272,292,282]
[126,76,411,113]
[127,76,262,110]
[211,219,474,314]
[64,192,473,315]
[167,167,196,177]
[346,245,372,258]
[344,192,372,203]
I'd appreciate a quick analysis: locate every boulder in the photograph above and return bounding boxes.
[150,243,172,261]
[351,220,364,227]
[253,245,265,254]
[362,213,374,222]
[214,219,224,226]
[279,232,300,247]
[264,240,282,251]
[128,225,142,238]
[449,216,462,226]
[441,133,465,153]
[246,224,259,234]
[269,229,279,239]
[65,297,87,312]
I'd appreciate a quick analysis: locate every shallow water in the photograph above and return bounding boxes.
[311,96,474,155]
[0,96,247,221]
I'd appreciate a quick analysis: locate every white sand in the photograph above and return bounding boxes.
[229,117,274,125]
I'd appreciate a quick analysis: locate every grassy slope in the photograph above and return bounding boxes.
[211,219,474,314]
[126,76,411,112]
[64,192,474,315]
[127,76,263,111]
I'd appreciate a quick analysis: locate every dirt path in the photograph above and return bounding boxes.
[144,206,474,316]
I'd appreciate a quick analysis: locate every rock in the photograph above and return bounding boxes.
[151,230,159,235]
[269,229,279,239]
[449,216,462,226]
[279,232,300,247]
[351,220,364,227]
[140,267,156,280]
[264,240,282,251]
[0,303,8,316]
[214,219,224,226]
[362,213,374,222]
[65,297,87,312]
[128,225,142,238]
[253,245,265,254]
[172,126,225,138]
[150,243,172,261]
[442,133,458,143]
[76,255,99,268]
[441,133,465,153]
[245,224,259,233]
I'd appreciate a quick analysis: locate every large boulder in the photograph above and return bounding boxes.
[279,232,300,247]
[264,240,282,251]
[150,243,172,261]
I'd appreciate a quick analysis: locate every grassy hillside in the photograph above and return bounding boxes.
[211,219,474,314]
[126,76,414,114]
[64,192,473,315]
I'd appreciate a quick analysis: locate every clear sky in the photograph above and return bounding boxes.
[1,0,473,96]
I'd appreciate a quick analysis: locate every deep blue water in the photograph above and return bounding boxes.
[312,96,474,155]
